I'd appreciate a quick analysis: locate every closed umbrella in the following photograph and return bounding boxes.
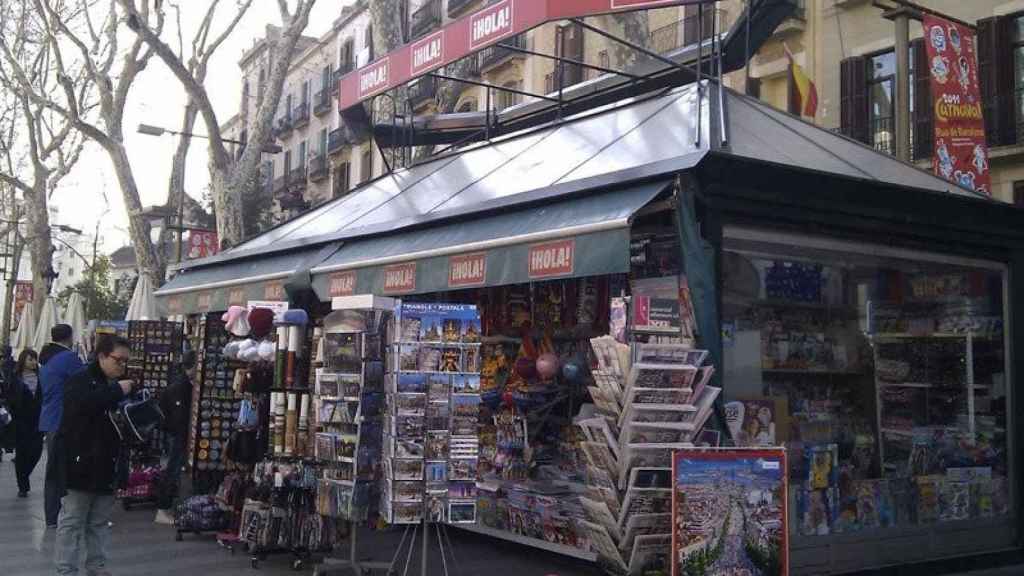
[11,304,35,356]
[125,273,157,321]
[31,297,61,354]
[65,291,88,359]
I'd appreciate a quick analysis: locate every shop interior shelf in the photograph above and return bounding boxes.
[763,368,867,376]
[879,428,914,437]
[872,332,996,340]
[724,295,858,312]
[450,522,598,562]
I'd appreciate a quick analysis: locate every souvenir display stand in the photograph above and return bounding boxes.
[119,320,184,509]
[313,295,395,576]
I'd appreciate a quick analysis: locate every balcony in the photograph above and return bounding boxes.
[293,102,310,129]
[274,115,292,139]
[410,0,442,40]
[408,76,437,109]
[289,166,307,190]
[332,62,354,94]
[328,126,355,155]
[309,153,328,182]
[447,0,477,17]
[313,89,331,116]
[479,34,525,72]
[774,0,806,36]
[278,190,308,211]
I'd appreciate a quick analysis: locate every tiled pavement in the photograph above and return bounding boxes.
[0,451,600,576]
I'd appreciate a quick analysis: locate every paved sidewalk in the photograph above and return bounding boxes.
[1,451,1021,576]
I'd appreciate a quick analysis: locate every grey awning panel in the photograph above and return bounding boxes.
[310,179,671,298]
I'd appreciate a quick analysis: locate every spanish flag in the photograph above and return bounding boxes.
[785,45,818,118]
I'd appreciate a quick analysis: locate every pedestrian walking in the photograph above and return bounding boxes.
[154,348,195,524]
[55,335,134,576]
[39,324,85,528]
[11,349,44,497]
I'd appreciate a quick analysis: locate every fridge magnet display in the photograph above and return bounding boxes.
[671,448,789,576]
[448,501,477,524]
[393,458,425,480]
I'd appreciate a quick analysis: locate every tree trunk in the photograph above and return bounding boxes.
[24,183,53,321]
[611,12,650,70]
[108,142,161,284]
[1,189,22,346]
[160,100,200,265]
[369,0,406,168]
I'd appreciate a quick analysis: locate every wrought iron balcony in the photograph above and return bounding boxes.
[408,76,437,108]
[447,0,477,17]
[292,102,310,129]
[333,61,354,91]
[328,126,355,155]
[479,34,525,72]
[274,115,292,139]
[289,166,307,189]
[410,0,442,40]
[278,190,308,211]
[309,153,328,182]
[313,89,331,116]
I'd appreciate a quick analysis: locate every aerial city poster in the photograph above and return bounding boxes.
[672,448,788,576]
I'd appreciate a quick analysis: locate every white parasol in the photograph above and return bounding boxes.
[11,303,35,356]
[64,291,88,359]
[124,273,157,321]
[31,297,61,354]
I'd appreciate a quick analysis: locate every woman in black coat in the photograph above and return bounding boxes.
[12,349,44,497]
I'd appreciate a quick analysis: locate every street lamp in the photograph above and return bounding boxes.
[136,123,283,154]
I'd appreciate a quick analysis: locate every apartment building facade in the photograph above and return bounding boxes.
[722,0,1024,204]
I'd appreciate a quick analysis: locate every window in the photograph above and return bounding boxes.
[341,38,355,71]
[333,162,351,198]
[364,25,374,61]
[302,80,309,104]
[321,65,331,93]
[683,3,715,46]
[497,80,522,109]
[284,150,292,175]
[1015,181,1024,206]
[555,23,584,87]
[867,51,896,155]
[840,47,921,157]
[978,14,1020,147]
[1013,15,1024,141]
[298,140,307,167]
[721,227,1012,551]
[361,149,373,183]
[319,128,328,155]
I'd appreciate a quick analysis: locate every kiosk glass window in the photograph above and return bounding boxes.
[720,228,1013,551]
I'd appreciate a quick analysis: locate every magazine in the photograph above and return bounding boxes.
[580,496,623,543]
[627,533,671,576]
[620,513,671,553]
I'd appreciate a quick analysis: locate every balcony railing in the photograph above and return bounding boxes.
[309,154,328,181]
[328,126,355,155]
[278,190,308,211]
[332,61,354,93]
[293,102,310,129]
[447,0,477,17]
[479,34,525,71]
[410,0,442,40]
[289,166,307,189]
[313,89,331,116]
[408,76,437,108]
[275,115,292,139]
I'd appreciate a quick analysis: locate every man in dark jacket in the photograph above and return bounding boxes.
[39,324,84,527]
[55,335,133,576]
[154,348,195,523]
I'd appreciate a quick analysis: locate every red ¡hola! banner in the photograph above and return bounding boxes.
[923,15,991,195]
[339,0,707,110]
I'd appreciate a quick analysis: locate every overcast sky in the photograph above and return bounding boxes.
[50,1,344,253]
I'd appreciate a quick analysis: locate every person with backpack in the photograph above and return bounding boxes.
[154,348,195,525]
[39,324,85,528]
[11,349,44,497]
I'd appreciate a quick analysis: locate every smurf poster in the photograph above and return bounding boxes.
[924,15,990,196]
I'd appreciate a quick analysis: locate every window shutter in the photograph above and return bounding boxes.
[840,56,868,143]
[978,16,1015,147]
[911,38,932,160]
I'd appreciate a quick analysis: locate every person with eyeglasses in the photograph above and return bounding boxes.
[55,335,134,576]
[39,324,85,528]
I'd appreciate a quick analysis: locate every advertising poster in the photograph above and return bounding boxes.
[187,230,219,259]
[923,15,990,195]
[672,448,788,576]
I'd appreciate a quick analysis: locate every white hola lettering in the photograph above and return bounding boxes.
[360,65,387,93]
[532,246,571,271]
[332,275,354,294]
[413,38,442,69]
[472,6,511,44]
[451,258,483,282]
[386,267,414,288]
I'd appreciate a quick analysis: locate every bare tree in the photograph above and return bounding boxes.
[0,0,170,285]
[159,0,253,260]
[118,0,318,249]
[0,1,92,320]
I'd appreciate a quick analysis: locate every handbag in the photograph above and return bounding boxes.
[109,390,165,445]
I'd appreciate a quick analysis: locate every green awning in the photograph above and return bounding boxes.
[309,180,671,298]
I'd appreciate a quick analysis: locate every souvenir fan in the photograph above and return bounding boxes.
[248,307,275,339]
[536,353,560,380]
[222,305,251,337]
